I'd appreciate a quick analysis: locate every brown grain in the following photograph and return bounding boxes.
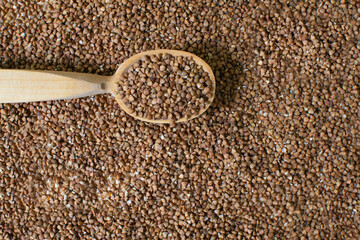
[116,53,213,121]
[0,0,360,239]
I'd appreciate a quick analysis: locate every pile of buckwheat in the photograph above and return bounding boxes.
[0,0,359,239]
[116,53,213,121]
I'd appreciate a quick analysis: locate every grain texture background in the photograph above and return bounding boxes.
[0,0,359,239]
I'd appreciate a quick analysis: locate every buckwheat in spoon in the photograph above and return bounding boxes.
[0,50,216,123]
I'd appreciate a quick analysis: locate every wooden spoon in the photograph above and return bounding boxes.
[0,49,216,124]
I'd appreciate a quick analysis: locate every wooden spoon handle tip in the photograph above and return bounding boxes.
[0,70,110,103]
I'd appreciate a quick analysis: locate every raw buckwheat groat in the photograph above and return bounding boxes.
[116,53,213,121]
[0,0,359,239]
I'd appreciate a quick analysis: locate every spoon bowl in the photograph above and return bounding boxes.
[108,49,216,123]
[0,49,216,124]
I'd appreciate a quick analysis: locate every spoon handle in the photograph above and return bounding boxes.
[0,69,111,103]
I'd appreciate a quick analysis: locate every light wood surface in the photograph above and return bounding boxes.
[0,70,111,103]
[0,49,216,124]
